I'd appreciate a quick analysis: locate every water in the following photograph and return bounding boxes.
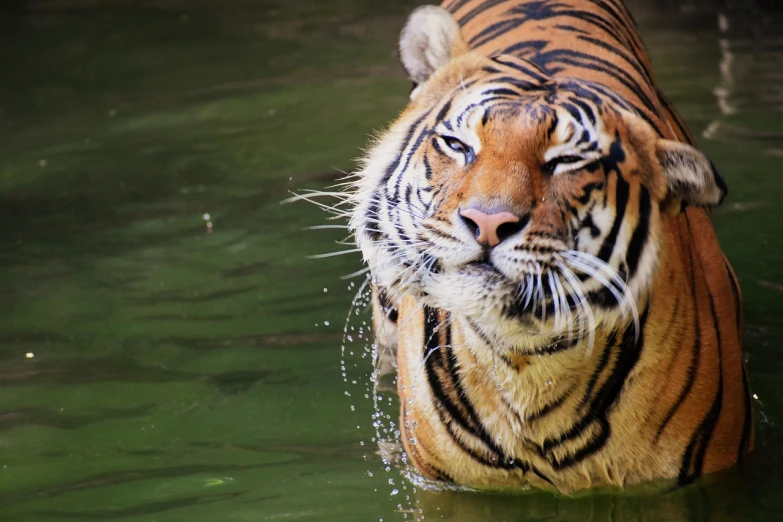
[0,1,781,521]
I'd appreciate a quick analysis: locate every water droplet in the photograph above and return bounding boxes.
[324,320,330,326]
[323,287,329,293]
[25,352,34,359]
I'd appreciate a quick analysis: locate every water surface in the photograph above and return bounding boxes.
[0,1,781,521]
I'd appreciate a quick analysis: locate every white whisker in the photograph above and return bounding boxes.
[309,248,362,259]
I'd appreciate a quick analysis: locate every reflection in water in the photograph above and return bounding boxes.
[704,2,783,142]
[0,0,781,521]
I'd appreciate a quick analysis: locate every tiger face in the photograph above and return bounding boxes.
[351,6,726,353]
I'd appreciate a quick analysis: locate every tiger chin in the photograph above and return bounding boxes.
[348,1,752,494]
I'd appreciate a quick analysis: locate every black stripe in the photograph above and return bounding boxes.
[554,23,589,35]
[531,467,557,488]
[677,215,725,486]
[422,223,459,243]
[364,193,384,242]
[483,87,523,97]
[518,337,579,357]
[392,208,412,246]
[550,418,610,470]
[531,49,658,117]
[579,330,618,410]
[654,277,699,442]
[596,136,629,265]
[542,10,631,50]
[424,310,526,470]
[561,102,582,123]
[423,155,433,181]
[431,136,447,157]
[570,97,597,125]
[585,0,643,49]
[491,55,549,83]
[497,39,549,58]
[575,181,604,205]
[547,113,559,139]
[392,126,433,201]
[541,305,649,469]
[457,0,511,26]
[436,100,452,123]
[381,110,431,184]
[445,0,473,13]
[465,317,495,347]
[576,34,653,86]
[625,186,651,278]
[678,335,723,485]
[562,79,635,114]
[526,386,575,422]
[469,18,521,47]
[376,289,398,323]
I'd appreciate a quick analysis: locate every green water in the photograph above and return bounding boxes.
[0,1,781,521]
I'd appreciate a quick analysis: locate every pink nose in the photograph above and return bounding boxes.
[459,208,523,248]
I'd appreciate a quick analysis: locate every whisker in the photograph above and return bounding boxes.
[561,250,640,343]
[304,224,352,231]
[547,269,561,334]
[556,261,596,355]
[341,266,372,280]
[309,248,362,259]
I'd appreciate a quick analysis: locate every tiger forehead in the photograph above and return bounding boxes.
[436,90,609,151]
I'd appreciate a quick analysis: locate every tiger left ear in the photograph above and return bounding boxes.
[656,139,728,210]
[399,6,467,98]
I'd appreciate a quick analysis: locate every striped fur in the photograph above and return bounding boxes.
[350,0,752,493]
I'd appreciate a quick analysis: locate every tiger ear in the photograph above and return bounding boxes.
[399,6,467,97]
[656,139,728,211]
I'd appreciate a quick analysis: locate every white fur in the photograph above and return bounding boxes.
[399,6,462,85]
[657,140,725,206]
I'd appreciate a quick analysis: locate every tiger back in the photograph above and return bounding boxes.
[351,0,752,493]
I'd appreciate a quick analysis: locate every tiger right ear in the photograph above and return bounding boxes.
[399,6,467,95]
[656,139,728,210]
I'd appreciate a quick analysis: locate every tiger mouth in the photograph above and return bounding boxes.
[422,248,639,348]
[464,260,500,272]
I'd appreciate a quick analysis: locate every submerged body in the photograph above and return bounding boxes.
[351,0,752,493]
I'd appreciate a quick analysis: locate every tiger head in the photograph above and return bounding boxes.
[350,6,727,351]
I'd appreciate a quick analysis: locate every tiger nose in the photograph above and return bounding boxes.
[459,208,525,248]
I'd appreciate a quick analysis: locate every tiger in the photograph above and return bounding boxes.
[347,0,753,493]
